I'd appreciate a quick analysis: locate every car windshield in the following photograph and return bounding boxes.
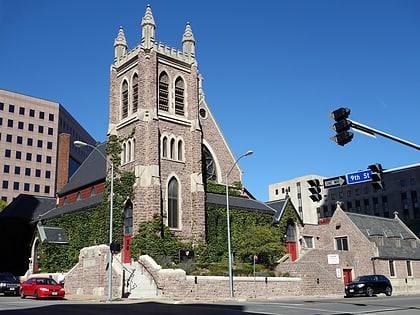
[0,274,18,281]
[36,278,58,285]
[354,276,371,282]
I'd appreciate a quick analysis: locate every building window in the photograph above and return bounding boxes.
[0,102,3,110]
[7,119,13,127]
[36,154,42,163]
[90,186,96,196]
[35,169,41,177]
[2,181,8,189]
[37,140,43,148]
[8,104,14,113]
[132,73,138,113]
[38,125,44,133]
[15,151,21,159]
[25,168,31,176]
[6,134,12,142]
[39,111,45,119]
[17,136,23,144]
[46,156,52,164]
[407,260,412,277]
[27,138,33,146]
[34,184,40,192]
[19,107,25,115]
[335,236,349,251]
[47,142,53,149]
[170,138,175,159]
[177,140,183,161]
[76,192,81,200]
[13,182,19,190]
[174,77,185,115]
[121,80,129,119]
[304,236,314,248]
[18,121,24,129]
[158,72,169,111]
[28,123,34,132]
[3,165,10,173]
[29,109,35,117]
[124,200,133,236]
[389,260,395,277]
[162,137,168,158]
[49,113,54,121]
[168,177,179,228]
[24,183,30,192]
[48,127,53,135]
[14,166,20,175]
[5,149,11,158]
[45,170,51,179]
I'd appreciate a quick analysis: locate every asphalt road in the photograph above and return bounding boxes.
[1,294,420,314]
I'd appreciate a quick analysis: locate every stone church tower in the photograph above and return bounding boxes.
[108,5,245,257]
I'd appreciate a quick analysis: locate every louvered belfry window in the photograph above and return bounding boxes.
[159,73,169,111]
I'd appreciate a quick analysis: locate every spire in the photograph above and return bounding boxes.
[114,26,127,59]
[182,22,195,58]
[141,4,156,50]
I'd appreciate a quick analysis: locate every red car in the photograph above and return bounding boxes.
[19,277,65,299]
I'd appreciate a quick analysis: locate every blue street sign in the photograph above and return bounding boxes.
[346,169,372,185]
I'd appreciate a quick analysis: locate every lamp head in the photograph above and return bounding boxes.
[74,140,88,148]
[244,150,253,157]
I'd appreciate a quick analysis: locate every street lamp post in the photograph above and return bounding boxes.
[225,150,253,298]
[74,140,114,302]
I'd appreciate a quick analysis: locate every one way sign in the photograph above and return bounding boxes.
[323,176,347,188]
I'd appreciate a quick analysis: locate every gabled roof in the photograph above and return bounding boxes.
[206,193,275,215]
[267,197,303,225]
[0,194,56,222]
[346,211,420,260]
[57,143,106,196]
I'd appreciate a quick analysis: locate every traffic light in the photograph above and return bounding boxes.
[307,178,322,202]
[368,163,384,190]
[329,107,354,146]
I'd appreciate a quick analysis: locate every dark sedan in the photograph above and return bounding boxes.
[0,273,20,296]
[345,274,392,297]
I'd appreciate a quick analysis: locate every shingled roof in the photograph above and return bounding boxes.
[57,142,106,196]
[346,211,420,260]
[206,193,275,215]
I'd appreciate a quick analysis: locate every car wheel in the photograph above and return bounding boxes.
[20,290,25,299]
[34,290,39,300]
[366,286,374,297]
[385,286,392,296]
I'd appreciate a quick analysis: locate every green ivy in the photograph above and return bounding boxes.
[38,135,135,273]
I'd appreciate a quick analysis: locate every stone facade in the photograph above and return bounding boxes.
[276,205,420,295]
[107,5,245,247]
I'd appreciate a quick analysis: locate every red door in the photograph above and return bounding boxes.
[286,242,297,261]
[123,236,132,263]
[343,269,352,285]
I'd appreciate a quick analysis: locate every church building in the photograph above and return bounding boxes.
[108,5,246,254]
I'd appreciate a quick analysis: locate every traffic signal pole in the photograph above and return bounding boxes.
[349,119,420,151]
[329,108,420,151]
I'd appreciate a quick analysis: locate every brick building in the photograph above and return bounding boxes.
[0,89,97,203]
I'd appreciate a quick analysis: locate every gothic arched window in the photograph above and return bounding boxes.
[174,77,184,115]
[132,73,138,113]
[203,145,217,181]
[168,177,179,228]
[177,140,183,161]
[170,138,175,159]
[121,80,129,119]
[124,200,133,236]
[286,220,296,242]
[158,72,169,111]
[162,136,168,158]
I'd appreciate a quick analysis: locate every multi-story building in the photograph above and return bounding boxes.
[269,163,420,224]
[0,89,97,203]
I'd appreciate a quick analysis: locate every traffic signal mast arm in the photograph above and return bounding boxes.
[349,119,420,151]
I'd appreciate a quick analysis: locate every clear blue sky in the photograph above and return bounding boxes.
[1,0,419,201]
